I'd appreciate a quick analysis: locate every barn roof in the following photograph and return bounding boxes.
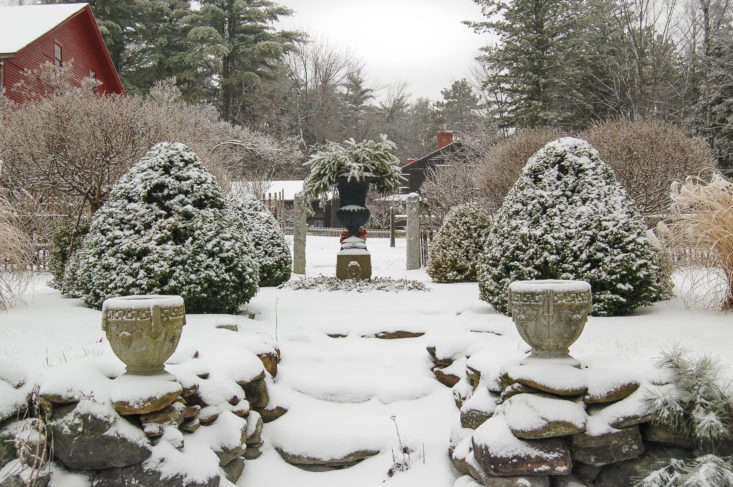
[0,3,87,56]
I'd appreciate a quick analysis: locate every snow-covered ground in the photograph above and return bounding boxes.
[1,235,731,487]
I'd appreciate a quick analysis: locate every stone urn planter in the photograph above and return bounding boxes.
[507,280,592,365]
[335,177,372,280]
[102,295,186,375]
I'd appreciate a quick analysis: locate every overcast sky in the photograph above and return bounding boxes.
[275,0,491,102]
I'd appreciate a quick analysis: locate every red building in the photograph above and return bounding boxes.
[0,2,123,103]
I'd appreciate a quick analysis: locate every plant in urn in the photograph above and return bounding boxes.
[102,295,186,375]
[303,135,403,280]
[508,280,592,366]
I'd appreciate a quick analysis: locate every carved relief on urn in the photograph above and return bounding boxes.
[102,295,186,375]
[508,280,592,365]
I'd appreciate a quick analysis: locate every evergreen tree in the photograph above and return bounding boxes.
[434,79,481,134]
[477,137,667,316]
[181,0,304,123]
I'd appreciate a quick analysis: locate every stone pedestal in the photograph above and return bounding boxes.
[406,192,420,270]
[336,252,372,280]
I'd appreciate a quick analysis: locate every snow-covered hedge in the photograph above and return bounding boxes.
[477,137,667,316]
[427,202,492,282]
[74,142,259,313]
[233,194,292,287]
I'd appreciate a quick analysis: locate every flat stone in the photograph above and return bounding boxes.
[199,406,220,425]
[484,477,550,487]
[244,445,262,459]
[505,364,587,397]
[51,401,152,470]
[504,393,587,440]
[642,423,695,449]
[571,426,644,466]
[245,411,263,446]
[572,463,601,483]
[39,393,78,406]
[466,366,481,389]
[92,463,220,487]
[260,405,287,423]
[587,387,654,430]
[426,346,453,368]
[222,456,245,483]
[181,384,199,398]
[371,330,425,339]
[583,373,639,404]
[230,400,250,418]
[593,445,694,487]
[180,418,201,433]
[215,420,247,467]
[140,401,186,427]
[500,383,538,402]
[551,474,589,486]
[258,350,280,377]
[216,324,238,332]
[433,366,460,388]
[275,447,379,471]
[472,417,572,477]
[239,372,269,409]
[327,333,348,338]
[112,386,182,416]
[143,423,164,439]
[461,408,493,430]
[183,404,200,420]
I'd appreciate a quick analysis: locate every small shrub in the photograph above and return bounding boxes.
[427,202,492,282]
[75,142,259,313]
[0,196,33,310]
[668,173,733,310]
[48,219,89,290]
[234,194,292,287]
[477,137,667,316]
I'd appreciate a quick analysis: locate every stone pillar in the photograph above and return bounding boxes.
[406,193,420,270]
[293,192,306,275]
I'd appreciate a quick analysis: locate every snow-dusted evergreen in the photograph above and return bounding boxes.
[477,137,667,316]
[48,219,89,290]
[74,142,259,313]
[427,202,492,282]
[233,193,292,287]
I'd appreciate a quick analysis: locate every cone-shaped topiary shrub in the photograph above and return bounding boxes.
[233,194,292,287]
[75,142,259,313]
[477,137,667,316]
[427,202,492,282]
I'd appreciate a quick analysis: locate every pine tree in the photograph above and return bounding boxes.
[434,79,481,134]
[180,0,304,123]
[477,137,667,316]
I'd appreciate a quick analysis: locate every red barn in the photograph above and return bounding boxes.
[0,2,123,103]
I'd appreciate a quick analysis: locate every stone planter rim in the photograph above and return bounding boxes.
[102,295,184,310]
[509,280,591,294]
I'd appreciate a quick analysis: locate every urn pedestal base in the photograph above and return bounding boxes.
[336,251,372,280]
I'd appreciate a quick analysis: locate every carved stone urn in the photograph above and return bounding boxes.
[102,295,186,375]
[507,280,592,365]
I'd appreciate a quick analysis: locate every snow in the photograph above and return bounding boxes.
[473,415,562,459]
[502,393,587,432]
[508,280,591,293]
[102,295,184,311]
[1,235,732,487]
[0,3,87,55]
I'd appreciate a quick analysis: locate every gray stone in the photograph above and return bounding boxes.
[112,386,182,416]
[245,411,263,446]
[461,408,492,430]
[571,426,644,466]
[239,371,269,410]
[92,463,220,487]
[275,447,379,471]
[583,381,639,405]
[642,423,695,449]
[51,402,151,470]
[222,456,245,483]
[572,463,601,483]
[257,350,280,378]
[505,364,587,397]
[244,445,262,459]
[372,330,425,339]
[504,393,586,440]
[593,445,694,487]
[473,436,572,477]
[405,193,420,270]
[260,405,287,423]
[293,192,306,275]
[215,422,247,467]
[500,383,537,402]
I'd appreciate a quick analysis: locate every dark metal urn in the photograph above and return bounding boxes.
[336,177,371,237]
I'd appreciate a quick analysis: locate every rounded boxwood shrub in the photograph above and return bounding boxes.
[477,137,667,316]
[75,142,259,313]
[427,202,492,282]
[234,194,292,287]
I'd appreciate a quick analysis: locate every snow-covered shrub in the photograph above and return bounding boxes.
[427,202,492,282]
[477,137,667,316]
[75,142,259,313]
[639,348,733,487]
[232,194,291,287]
[48,219,89,290]
[60,247,87,298]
